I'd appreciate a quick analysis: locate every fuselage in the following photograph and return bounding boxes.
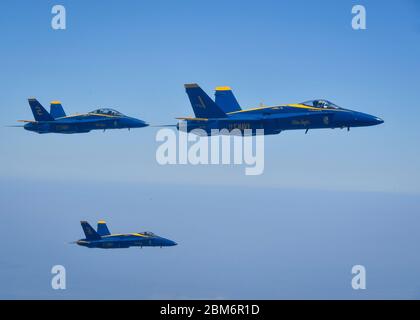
[76,232,177,249]
[179,101,384,136]
[24,111,148,134]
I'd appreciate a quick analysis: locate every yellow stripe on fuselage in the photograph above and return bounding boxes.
[55,113,82,119]
[101,233,148,238]
[285,103,322,111]
[227,104,320,115]
[227,106,272,115]
[178,103,347,120]
[56,113,119,120]
[226,103,349,115]
[102,234,122,237]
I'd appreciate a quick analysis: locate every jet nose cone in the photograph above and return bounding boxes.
[135,119,149,128]
[165,239,177,246]
[128,118,148,128]
[355,112,384,127]
[375,117,384,125]
[368,115,384,126]
[137,120,149,128]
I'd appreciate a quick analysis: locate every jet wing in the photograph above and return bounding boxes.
[55,117,118,124]
[17,120,38,123]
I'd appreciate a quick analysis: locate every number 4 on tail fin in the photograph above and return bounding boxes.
[28,98,55,122]
[80,221,102,240]
[184,83,227,119]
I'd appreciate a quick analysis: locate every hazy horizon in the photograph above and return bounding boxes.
[1,0,419,299]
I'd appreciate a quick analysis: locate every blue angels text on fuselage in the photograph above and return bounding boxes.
[177,84,384,135]
[76,220,177,249]
[19,98,148,134]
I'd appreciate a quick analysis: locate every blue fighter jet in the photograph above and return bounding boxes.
[18,98,148,134]
[75,220,177,249]
[177,84,384,135]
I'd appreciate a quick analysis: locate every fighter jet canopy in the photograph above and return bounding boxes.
[89,108,124,116]
[143,231,156,236]
[301,100,341,109]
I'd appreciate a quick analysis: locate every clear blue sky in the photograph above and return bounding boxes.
[0,0,420,299]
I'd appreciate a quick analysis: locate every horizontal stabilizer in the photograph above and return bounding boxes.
[17,120,37,123]
[176,117,209,121]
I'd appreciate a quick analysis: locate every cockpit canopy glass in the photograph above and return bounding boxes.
[89,108,124,116]
[143,231,155,236]
[301,100,340,109]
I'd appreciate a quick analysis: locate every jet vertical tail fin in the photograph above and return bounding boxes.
[81,221,102,240]
[50,101,66,119]
[28,98,54,121]
[215,86,242,113]
[97,220,111,236]
[184,84,227,119]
